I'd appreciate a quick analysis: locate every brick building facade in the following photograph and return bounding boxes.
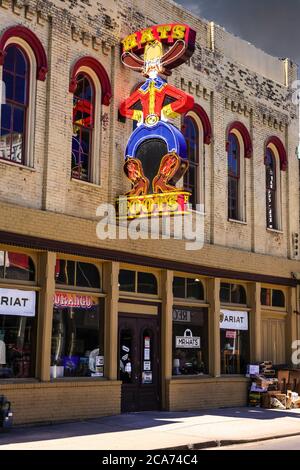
[0,0,299,424]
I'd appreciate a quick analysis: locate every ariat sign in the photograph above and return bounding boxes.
[0,288,36,317]
[220,310,248,331]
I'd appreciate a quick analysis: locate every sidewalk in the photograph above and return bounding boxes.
[1,407,300,450]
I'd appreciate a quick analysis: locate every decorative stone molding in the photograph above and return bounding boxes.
[25,4,35,21]
[225,97,252,117]
[262,114,285,132]
[82,31,92,47]
[102,43,110,56]
[13,0,23,15]
[0,0,10,9]
[181,78,211,101]
[71,25,110,55]
[92,37,101,51]
[71,25,81,42]
[37,10,47,26]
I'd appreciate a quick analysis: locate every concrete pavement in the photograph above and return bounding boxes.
[207,435,300,450]
[1,407,300,450]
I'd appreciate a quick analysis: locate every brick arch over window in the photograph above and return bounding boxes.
[69,56,112,105]
[226,121,252,158]
[265,136,287,171]
[0,25,48,81]
[192,103,212,145]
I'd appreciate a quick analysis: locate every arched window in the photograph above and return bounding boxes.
[0,26,48,168]
[226,122,252,222]
[71,73,94,182]
[265,148,277,229]
[264,136,286,231]
[183,115,199,209]
[0,45,29,164]
[69,56,112,185]
[227,133,240,220]
[183,105,212,210]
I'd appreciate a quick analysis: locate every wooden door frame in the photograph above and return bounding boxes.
[118,303,162,412]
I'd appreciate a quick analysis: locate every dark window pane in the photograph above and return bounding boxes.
[228,176,238,220]
[76,262,100,289]
[173,277,186,298]
[187,278,204,300]
[231,284,247,304]
[13,107,24,134]
[80,129,90,155]
[119,269,135,292]
[220,283,230,303]
[1,104,12,131]
[272,290,285,308]
[55,259,75,285]
[0,251,4,278]
[15,48,27,76]
[228,133,239,177]
[3,71,14,101]
[3,46,14,72]
[261,288,271,306]
[14,76,26,104]
[137,272,157,295]
[119,328,133,383]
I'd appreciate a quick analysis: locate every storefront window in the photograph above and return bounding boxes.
[119,270,135,292]
[119,269,158,295]
[55,259,100,289]
[220,309,250,375]
[137,272,157,295]
[172,307,208,375]
[173,277,204,300]
[261,288,285,308]
[0,251,35,282]
[0,288,37,379]
[220,283,246,304]
[51,294,104,378]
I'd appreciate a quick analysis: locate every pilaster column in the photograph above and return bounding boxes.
[161,269,173,409]
[207,278,220,377]
[103,261,119,380]
[286,286,298,365]
[36,251,56,381]
[248,282,262,362]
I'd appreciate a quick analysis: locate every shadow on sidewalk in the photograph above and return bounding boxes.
[1,407,300,446]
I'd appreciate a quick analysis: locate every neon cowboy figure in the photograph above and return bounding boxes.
[119,40,194,160]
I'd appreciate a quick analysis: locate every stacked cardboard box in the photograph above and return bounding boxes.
[260,361,276,378]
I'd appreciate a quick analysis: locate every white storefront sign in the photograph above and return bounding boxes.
[175,329,201,348]
[0,288,36,317]
[220,310,248,331]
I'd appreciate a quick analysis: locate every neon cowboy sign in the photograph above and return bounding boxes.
[118,23,196,219]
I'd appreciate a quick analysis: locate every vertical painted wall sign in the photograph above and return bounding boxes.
[118,24,196,218]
